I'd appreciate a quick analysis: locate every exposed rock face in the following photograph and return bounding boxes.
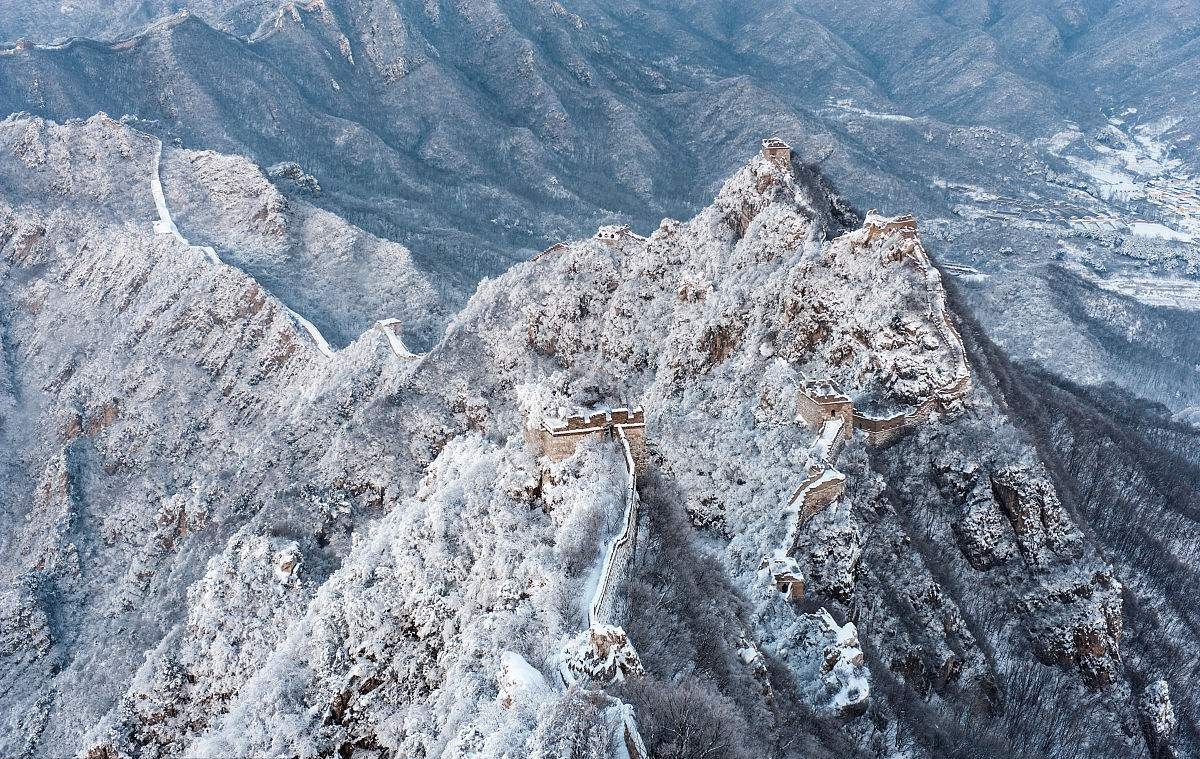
[989,467,1084,568]
[558,625,645,687]
[88,534,311,755]
[0,113,1183,758]
[1018,568,1124,688]
[1138,680,1177,758]
[0,114,448,756]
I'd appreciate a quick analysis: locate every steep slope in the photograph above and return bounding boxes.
[3,1,1198,419]
[0,114,448,755]
[0,122,1177,757]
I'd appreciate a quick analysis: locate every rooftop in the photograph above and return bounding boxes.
[799,379,851,403]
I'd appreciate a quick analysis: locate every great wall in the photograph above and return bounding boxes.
[517,138,973,731]
[374,318,423,360]
[762,209,973,599]
[523,408,649,689]
[150,135,427,364]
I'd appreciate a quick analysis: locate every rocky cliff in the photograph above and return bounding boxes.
[0,115,1193,759]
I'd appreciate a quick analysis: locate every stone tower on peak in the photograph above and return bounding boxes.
[761,137,792,169]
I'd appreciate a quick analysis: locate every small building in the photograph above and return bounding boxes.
[527,407,647,473]
[796,379,854,433]
[761,137,792,168]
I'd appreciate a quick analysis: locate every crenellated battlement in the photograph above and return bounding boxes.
[796,379,855,439]
[528,406,647,472]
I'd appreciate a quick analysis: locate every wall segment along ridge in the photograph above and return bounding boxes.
[587,426,640,628]
[846,224,972,443]
[769,216,974,592]
[149,137,336,359]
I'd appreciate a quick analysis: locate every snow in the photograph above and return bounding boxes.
[817,609,870,713]
[152,138,336,358]
[151,139,216,262]
[285,308,335,358]
[587,428,639,627]
[606,703,648,759]
[805,468,846,493]
[375,319,422,360]
[1130,221,1193,242]
[3,123,1033,753]
[1045,128,1083,154]
[811,418,844,462]
[1094,275,1200,310]
[830,99,917,123]
[498,651,549,704]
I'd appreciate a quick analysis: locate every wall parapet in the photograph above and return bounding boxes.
[534,242,570,261]
[544,409,647,687]
[531,407,647,473]
[863,210,919,244]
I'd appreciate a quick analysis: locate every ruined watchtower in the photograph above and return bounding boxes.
[863,211,919,243]
[527,407,647,473]
[595,225,632,246]
[761,137,792,169]
[759,555,805,601]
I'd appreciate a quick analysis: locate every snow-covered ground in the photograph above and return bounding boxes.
[151,138,335,358]
[1086,272,1200,310]
[0,116,1145,759]
[951,113,1199,247]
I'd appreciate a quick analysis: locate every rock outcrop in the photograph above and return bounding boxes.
[0,117,1174,759]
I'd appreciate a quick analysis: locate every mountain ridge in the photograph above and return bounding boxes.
[0,114,1184,757]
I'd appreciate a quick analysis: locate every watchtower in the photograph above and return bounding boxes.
[863,210,919,243]
[759,555,805,601]
[761,137,792,169]
[796,379,854,433]
[527,407,647,473]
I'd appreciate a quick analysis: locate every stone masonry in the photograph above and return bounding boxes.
[796,379,854,439]
[527,407,647,473]
[761,137,792,168]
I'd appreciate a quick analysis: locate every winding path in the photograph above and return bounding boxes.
[150,138,335,359]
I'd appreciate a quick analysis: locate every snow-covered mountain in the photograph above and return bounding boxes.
[2,114,1194,759]
[3,0,1198,420]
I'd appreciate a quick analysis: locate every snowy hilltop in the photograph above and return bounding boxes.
[0,117,1184,759]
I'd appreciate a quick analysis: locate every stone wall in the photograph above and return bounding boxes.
[796,381,854,435]
[761,138,792,168]
[863,212,919,244]
[528,407,646,473]
[533,242,569,261]
[791,471,848,527]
